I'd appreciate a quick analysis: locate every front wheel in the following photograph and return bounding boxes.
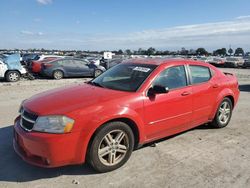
[211,97,233,128]
[94,69,103,78]
[88,121,134,173]
[5,71,20,82]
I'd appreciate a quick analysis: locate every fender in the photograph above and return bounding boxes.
[86,106,145,143]
[208,87,235,120]
[71,106,145,163]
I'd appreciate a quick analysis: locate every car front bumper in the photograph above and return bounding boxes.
[13,118,86,168]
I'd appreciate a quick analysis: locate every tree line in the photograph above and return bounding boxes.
[111,47,248,56]
[1,47,248,57]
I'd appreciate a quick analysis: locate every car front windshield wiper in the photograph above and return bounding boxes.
[87,81,105,88]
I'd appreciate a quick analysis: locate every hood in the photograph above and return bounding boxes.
[23,83,131,115]
[4,54,22,70]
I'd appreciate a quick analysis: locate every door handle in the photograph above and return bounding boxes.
[212,84,219,88]
[181,91,191,96]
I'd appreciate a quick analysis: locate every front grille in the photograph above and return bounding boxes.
[20,109,38,131]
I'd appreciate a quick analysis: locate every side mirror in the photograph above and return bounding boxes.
[147,85,169,96]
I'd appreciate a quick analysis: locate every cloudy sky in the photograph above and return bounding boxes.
[0,0,250,52]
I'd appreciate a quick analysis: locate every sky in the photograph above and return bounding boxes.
[0,0,250,52]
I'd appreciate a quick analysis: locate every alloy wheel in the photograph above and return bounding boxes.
[98,130,129,166]
[218,101,231,124]
[54,71,63,79]
[94,70,102,77]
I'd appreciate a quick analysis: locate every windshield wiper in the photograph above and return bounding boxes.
[87,81,104,88]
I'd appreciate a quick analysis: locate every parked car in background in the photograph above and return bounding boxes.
[207,57,225,67]
[23,54,63,67]
[21,54,40,65]
[0,53,10,59]
[41,58,106,79]
[36,55,64,61]
[243,57,250,68]
[224,57,244,68]
[196,57,209,63]
[100,58,124,69]
[30,57,61,74]
[87,58,101,66]
[0,54,27,82]
[14,58,239,172]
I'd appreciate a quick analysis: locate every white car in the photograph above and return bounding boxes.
[0,54,27,82]
[224,57,244,68]
[37,55,64,61]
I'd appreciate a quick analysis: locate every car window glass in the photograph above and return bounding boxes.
[153,65,187,90]
[93,63,156,92]
[189,65,211,84]
[74,60,88,66]
[62,60,76,67]
[55,60,65,66]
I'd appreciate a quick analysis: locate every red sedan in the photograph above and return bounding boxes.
[30,57,59,74]
[13,59,239,172]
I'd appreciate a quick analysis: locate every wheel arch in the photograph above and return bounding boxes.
[209,88,236,120]
[4,69,21,77]
[87,117,140,151]
[225,95,235,108]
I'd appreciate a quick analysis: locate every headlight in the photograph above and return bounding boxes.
[33,115,75,134]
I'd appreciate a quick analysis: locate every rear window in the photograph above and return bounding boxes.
[189,65,211,84]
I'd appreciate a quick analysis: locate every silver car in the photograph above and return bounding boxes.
[224,57,244,68]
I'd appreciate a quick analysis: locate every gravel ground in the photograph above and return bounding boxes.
[0,68,250,188]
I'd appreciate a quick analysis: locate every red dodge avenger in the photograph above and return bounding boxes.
[13,58,239,172]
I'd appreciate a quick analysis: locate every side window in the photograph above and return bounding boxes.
[63,60,76,67]
[56,60,66,66]
[74,60,87,67]
[189,65,211,84]
[153,65,187,90]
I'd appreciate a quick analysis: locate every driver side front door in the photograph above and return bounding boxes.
[143,65,193,141]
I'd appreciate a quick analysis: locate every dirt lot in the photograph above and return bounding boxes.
[0,68,250,188]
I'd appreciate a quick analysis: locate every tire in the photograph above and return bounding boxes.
[94,69,103,78]
[53,70,63,80]
[211,97,233,128]
[5,71,20,82]
[88,121,134,173]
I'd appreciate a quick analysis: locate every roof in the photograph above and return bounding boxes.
[123,58,200,66]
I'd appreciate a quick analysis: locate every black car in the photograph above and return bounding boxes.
[100,58,125,69]
[21,53,40,65]
[41,58,106,79]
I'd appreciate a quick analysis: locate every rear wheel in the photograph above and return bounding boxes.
[53,70,63,80]
[5,71,20,82]
[88,121,134,173]
[211,97,233,128]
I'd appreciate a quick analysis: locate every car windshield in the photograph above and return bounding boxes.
[90,63,157,92]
